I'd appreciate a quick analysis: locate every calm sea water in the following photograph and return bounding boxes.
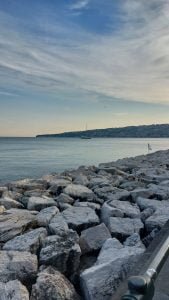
[0,137,169,184]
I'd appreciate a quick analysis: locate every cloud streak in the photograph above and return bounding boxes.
[0,0,169,105]
[69,0,90,10]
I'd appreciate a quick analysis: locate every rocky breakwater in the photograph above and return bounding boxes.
[1,149,169,299]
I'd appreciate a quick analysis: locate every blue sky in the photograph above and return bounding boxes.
[0,0,169,136]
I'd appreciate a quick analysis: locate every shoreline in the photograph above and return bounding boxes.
[1,149,169,299]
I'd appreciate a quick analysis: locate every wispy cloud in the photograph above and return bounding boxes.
[0,90,18,97]
[112,112,128,117]
[0,0,169,105]
[69,0,90,10]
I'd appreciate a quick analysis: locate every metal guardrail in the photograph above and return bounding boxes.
[121,235,169,299]
[112,220,169,300]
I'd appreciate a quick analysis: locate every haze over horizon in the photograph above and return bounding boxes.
[0,0,169,137]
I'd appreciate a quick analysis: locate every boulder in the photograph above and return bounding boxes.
[0,250,38,284]
[45,177,71,188]
[23,189,48,198]
[94,186,130,201]
[63,184,94,200]
[62,207,99,232]
[0,205,5,213]
[48,178,72,195]
[0,209,37,243]
[0,186,8,197]
[31,267,80,300]
[119,180,145,191]
[73,201,100,212]
[0,280,29,300]
[36,206,59,227]
[58,203,72,211]
[8,179,45,191]
[108,217,144,240]
[131,188,155,202]
[27,196,57,211]
[140,207,155,222]
[101,202,124,225]
[101,200,140,225]
[3,227,47,254]
[124,233,145,249]
[0,197,23,209]
[142,228,159,247]
[73,174,89,186]
[88,177,110,189]
[96,238,144,265]
[136,197,163,211]
[43,174,72,183]
[80,223,111,254]
[145,209,169,232]
[80,238,144,300]
[57,193,74,205]
[98,166,129,177]
[49,213,69,235]
[39,230,81,276]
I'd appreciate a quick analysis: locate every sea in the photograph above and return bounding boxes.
[0,137,169,184]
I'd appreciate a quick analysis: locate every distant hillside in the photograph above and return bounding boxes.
[36,124,169,138]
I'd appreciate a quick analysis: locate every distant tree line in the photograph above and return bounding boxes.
[36,124,169,138]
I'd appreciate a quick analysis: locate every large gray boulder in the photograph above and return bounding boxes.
[96,238,144,265]
[62,207,99,232]
[40,230,81,276]
[0,280,29,300]
[80,223,111,254]
[63,184,94,200]
[145,208,169,232]
[140,207,155,222]
[0,205,5,213]
[108,217,144,240]
[124,233,145,249]
[0,209,37,243]
[0,250,38,284]
[80,238,144,300]
[48,178,72,195]
[73,174,89,186]
[131,188,155,202]
[3,227,47,254]
[49,213,69,235]
[0,196,23,209]
[101,200,140,225]
[8,179,45,191]
[44,176,72,188]
[36,206,59,227]
[27,196,57,211]
[0,186,8,197]
[88,176,110,189]
[94,186,130,201]
[98,166,129,177]
[30,266,80,300]
[57,193,74,205]
[136,197,163,211]
[73,201,100,212]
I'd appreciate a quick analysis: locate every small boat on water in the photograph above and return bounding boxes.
[81,124,91,139]
[81,136,91,139]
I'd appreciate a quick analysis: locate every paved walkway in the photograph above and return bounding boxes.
[153,256,169,300]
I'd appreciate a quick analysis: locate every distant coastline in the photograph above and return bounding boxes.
[36,124,169,138]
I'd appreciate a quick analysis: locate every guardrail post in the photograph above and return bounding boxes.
[120,232,169,300]
[121,274,155,300]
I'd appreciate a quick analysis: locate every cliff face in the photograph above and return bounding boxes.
[36,124,169,138]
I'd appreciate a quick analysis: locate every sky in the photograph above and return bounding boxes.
[0,0,169,137]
